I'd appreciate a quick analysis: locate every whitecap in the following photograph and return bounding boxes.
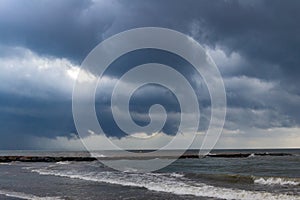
[56,161,71,165]
[248,153,255,158]
[0,163,11,165]
[254,177,300,186]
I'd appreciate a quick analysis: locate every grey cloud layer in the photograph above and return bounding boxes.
[0,0,299,148]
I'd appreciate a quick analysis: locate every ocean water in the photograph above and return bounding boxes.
[0,149,299,200]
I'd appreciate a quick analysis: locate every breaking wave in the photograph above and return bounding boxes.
[254,177,300,186]
[185,173,300,186]
[30,168,299,200]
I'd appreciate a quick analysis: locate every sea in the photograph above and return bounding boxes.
[0,149,299,200]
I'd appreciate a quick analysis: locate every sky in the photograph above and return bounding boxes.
[0,0,300,150]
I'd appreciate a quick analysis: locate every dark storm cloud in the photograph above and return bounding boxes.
[1,0,299,78]
[0,0,300,148]
[2,0,299,72]
[0,91,75,139]
[109,0,300,79]
[99,0,300,132]
[0,0,117,62]
[96,86,182,138]
[76,60,209,139]
[95,49,211,137]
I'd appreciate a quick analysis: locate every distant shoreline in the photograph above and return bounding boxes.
[0,152,294,163]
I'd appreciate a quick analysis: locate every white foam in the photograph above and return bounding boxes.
[255,177,300,186]
[56,161,71,165]
[170,172,184,178]
[90,153,107,158]
[0,163,11,165]
[123,168,139,173]
[248,153,255,158]
[22,167,32,170]
[31,169,299,200]
[0,189,62,200]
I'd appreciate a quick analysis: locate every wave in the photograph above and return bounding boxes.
[185,173,300,186]
[0,162,11,165]
[56,161,72,165]
[248,153,255,158]
[0,189,62,200]
[30,169,299,200]
[184,173,255,184]
[170,172,184,178]
[206,152,294,158]
[90,153,107,158]
[254,177,300,186]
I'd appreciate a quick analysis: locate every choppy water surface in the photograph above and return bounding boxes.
[0,149,299,200]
